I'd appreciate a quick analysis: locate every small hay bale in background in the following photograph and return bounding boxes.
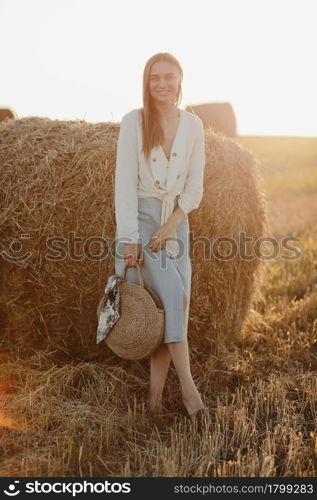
[0,116,267,360]
[185,102,237,137]
[0,108,16,123]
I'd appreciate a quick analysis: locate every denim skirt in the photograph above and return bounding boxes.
[114,196,192,343]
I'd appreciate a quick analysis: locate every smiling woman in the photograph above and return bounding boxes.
[142,60,183,162]
[114,52,207,429]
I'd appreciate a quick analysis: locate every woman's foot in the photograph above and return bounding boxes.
[181,385,204,417]
[181,384,207,431]
[146,392,163,414]
[189,407,208,433]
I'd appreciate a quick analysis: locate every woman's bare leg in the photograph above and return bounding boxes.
[149,289,204,416]
[166,338,204,415]
[166,291,204,416]
[148,286,188,410]
[148,343,171,411]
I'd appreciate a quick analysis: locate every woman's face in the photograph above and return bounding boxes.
[149,61,181,105]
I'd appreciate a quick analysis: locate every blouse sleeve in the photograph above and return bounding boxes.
[178,117,205,217]
[114,112,141,244]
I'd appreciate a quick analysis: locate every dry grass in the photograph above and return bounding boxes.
[0,119,316,477]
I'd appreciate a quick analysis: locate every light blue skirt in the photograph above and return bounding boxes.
[114,196,192,343]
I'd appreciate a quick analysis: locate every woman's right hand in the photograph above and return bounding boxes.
[123,243,144,267]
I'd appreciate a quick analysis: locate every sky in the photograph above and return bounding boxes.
[1,0,316,136]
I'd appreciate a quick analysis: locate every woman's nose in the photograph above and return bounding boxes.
[157,78,168,87]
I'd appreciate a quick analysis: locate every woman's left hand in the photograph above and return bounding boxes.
[148,222,177,253]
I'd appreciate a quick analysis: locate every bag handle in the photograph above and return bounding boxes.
[121,261,145,288]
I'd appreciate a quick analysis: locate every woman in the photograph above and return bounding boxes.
[114,52,207,428]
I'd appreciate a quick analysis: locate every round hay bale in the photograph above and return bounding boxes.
[0,108,16,122]
[185,102,237,137]
[0,116,267,360]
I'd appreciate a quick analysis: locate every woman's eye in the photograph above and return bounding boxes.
[150,75,175,81]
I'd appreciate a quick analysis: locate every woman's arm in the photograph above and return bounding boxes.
[177,117,205,216]
[114,112,140,244]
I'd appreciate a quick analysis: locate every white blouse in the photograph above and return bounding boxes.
[115,107,205,256]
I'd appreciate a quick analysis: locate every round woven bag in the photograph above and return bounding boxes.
[96,262,165,360]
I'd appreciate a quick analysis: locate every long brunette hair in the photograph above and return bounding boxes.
[141,52,183,162]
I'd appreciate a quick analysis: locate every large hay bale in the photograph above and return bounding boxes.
[185,102,237,137]
[0,116,267,360]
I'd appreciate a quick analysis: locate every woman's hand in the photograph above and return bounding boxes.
[123,243,144,267]
[149,222,178,253]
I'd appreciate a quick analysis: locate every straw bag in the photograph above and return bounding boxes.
[96,262,165,360]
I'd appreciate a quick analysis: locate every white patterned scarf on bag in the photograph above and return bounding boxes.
[96,274,123,344]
